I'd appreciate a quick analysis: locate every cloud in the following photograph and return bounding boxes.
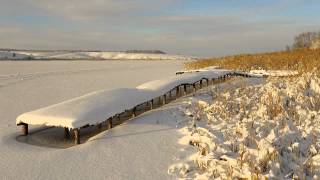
[21,0,177,20]
[0,0,319,56]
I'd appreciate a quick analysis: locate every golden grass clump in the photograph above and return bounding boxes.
[186,48,320,73]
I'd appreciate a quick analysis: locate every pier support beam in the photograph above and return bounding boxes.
[176,86,180,98]
[97,123,102,130]
[162,94,166,105]
[108,118,113,129]
[64,127,70,138]
[183,84,187,95]
[18,123,28,136]
[149,99,153,110]
[74,128,80,144]
[132,107,137,118]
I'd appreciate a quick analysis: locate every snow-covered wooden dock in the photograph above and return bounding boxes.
[16,69,257,144]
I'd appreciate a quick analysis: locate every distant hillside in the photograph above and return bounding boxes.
[0,50,193,60]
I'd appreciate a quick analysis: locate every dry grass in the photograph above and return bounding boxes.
[186,48,320,73]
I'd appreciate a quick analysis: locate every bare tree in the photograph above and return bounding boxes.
[293,32,318,49]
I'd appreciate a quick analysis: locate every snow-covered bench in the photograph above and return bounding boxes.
[16,70,234,144]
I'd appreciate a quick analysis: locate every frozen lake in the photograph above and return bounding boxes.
[0,60,185,180]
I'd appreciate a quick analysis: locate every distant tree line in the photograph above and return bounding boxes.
[291,31,320,49]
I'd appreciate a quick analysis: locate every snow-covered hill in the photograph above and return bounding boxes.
[0,50,194,60]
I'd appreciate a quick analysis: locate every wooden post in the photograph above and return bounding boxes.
[74,128,80,144]
[98,123,102,130]
[64,127,70,138]
[21,123,28,136]
[108,118,113,129]
[132,107,137,118]
[183,84,187,95]
[176,86,180,98]
[169,90,172,98]
[200,80,203,89]
[193,84,196,92]
[150,99,154,110]
[162,94,166,105]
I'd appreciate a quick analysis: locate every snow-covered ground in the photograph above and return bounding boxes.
[0,60,188,179]
[0,51,193,60]
[2,59,315,180]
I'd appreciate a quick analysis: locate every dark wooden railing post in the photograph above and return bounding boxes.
[21,123,28,136]
[176,86,180,98]
[132,107,137,118]
[108,118,113,129]
[64,127,70,138]
[150,99,153,110]
[98,123,102,130]
[162,94,166,105]
[74,128,80,144]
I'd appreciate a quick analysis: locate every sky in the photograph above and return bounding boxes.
[0,0,319,57]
